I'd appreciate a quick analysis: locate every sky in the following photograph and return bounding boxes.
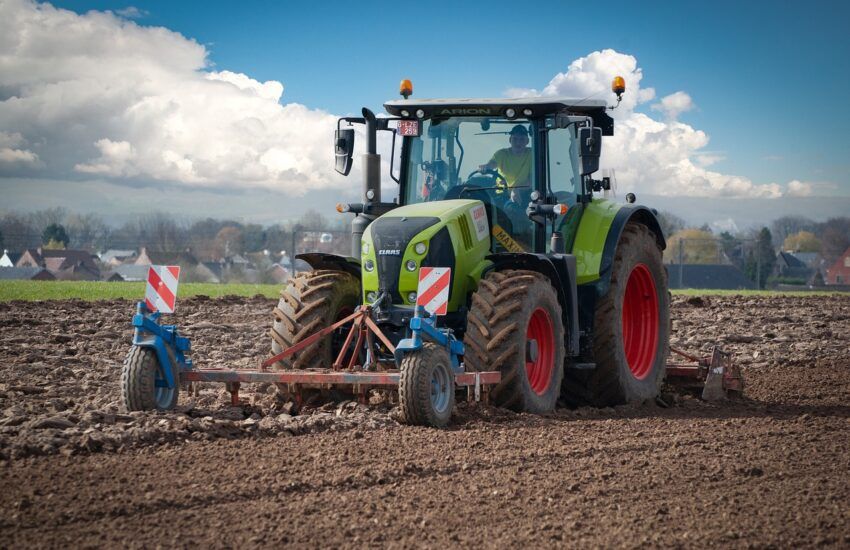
[1,0,849,229]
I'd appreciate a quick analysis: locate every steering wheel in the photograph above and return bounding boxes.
[466,168,507,187]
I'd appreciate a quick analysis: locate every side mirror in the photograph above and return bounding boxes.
[334,128,355,176]
[578,126,602,175]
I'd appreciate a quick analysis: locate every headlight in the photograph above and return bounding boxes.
[405,260,417,271]
[416,109,425,119]
[364,259,374,272]
[366,291,378,303]
[362,242,370,255]
[505,108,516,118]
[414,242,427,255]
[408,291,417,303]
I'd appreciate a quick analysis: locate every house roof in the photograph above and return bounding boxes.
[135,247,198,267]
[788,252,820,267]
[0,267,55,280]
[1,251,22,264]
[112,264,152,282]
[777,252,807,269]
[99,249,137,263]
[667,264,755,290]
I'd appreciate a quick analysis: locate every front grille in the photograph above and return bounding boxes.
[370,216,440,303]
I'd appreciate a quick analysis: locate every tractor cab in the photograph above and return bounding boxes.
[336,96,616,259]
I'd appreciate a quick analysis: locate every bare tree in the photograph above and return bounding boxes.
[66,213,111,250]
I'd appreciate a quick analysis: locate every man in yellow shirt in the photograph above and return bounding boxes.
[479,124,532,189]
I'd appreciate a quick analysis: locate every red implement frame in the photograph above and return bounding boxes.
[180,306,501,406]
[665,346,743,400]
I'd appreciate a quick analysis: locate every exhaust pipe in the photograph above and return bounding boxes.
[361,107,381,204]
[351,107,381,259]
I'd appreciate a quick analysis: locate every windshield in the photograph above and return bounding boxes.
[402,117,539,253]
[403,117,538,204]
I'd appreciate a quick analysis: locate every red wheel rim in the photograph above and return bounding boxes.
[622,263,659,380]
[526,307,555,395]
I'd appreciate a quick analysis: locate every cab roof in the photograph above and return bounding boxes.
[384,97,614,135]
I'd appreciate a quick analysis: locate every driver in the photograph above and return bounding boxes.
[479,124,532,193]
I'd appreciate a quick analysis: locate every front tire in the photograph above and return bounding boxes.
[464,270,565,413]
[121,346,178,411]
[270,270,360,370]
[398,343,455,427]
[564,222,669,406]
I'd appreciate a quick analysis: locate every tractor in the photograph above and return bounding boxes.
[268,77,671,426]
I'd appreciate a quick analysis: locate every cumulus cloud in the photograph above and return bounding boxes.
[0,131,40,166]
[0,0,345,194]
[506,49,788,199]
[115,6,147,19]
[651,91,695,120]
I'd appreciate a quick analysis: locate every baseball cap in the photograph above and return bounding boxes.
[509,124,528,136]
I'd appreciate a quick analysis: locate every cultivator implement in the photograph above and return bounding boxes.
[665,346,743,400]
[124,300,501,420]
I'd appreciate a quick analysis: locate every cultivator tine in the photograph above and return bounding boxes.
[666,345,744,401]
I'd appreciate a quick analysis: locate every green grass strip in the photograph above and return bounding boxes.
[0,280,843,302]
[0,280,282,302]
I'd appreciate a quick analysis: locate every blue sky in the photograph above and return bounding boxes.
[52,0,850,191]
[2,0,848,228]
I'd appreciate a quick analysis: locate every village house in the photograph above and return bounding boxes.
[16,247,100,280]
[825,246,850,285]
[0,250,22,267]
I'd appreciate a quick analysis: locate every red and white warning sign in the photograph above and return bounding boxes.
[145,265,180,313]
[416,267,451,316]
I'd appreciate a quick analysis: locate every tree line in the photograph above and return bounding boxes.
[0,208,351,259]
[656,211,850,288]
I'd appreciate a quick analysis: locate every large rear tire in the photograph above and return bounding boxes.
[269,270,360,370]
[563,222,669,407]
[398,343,455,427]
[464,270,565,413]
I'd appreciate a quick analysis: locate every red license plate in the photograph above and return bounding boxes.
[397,120,420,137]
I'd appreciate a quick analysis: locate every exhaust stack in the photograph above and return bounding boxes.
[351,107,381,259]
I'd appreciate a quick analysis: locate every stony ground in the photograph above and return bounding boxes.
[0,293,848,547]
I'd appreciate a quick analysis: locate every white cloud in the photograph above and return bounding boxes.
[0,0,346,194]
[508,49,786,199]
[0,131,40,166]
[651,91,695,120]
[785,180,838,197]
[115,6,147,19]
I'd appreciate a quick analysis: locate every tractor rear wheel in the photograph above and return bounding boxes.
[270,270,360,370]
[121,346,179,411]
[398,343,455,427]
[464,270,565,413]
[563,222,669,406]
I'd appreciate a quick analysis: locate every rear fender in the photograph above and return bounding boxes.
[485,252,580,356]
[296,253,361,279]
[596,205,665,296]
[572,200,664,294]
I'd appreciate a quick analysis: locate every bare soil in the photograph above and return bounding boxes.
[1,294,848,547]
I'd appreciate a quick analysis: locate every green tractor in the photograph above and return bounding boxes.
[270,78,669,426]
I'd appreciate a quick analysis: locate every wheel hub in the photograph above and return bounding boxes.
[525,308,555,395]
[622,263,659,380]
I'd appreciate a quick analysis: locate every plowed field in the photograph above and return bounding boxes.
[1,294,848,547]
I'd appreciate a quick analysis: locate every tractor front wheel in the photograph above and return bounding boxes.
[564,222,669,406]
[464,270,565,413]
[398,343,455,427]
[270,270,360,370]
[121,346,179,411]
